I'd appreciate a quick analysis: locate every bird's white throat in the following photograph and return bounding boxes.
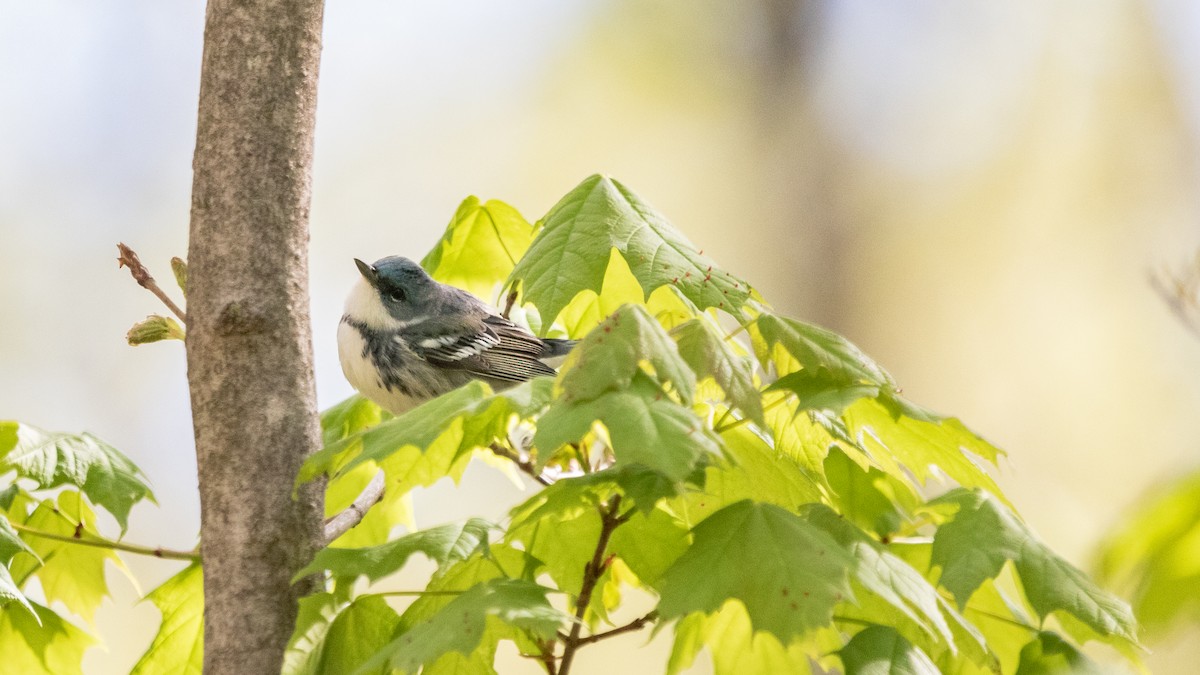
[342,277,398,330]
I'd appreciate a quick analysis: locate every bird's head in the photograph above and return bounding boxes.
[345,256,436,328]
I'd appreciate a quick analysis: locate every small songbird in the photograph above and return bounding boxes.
[338,256,576,415]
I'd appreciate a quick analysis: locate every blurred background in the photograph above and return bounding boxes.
[2,0,1199,672]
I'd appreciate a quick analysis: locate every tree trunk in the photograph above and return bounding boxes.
[185,0,326,672]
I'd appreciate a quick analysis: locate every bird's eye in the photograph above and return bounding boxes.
[388,289,406,303]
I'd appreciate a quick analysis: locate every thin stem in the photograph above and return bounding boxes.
[713,392,789,433]
[117,243,188,324]
[322,470,386,544]
[558,496,627,675]
[373,589,469,597]
[489,441,553,486]
[13,522,199,561]
[501,288,519,320]
[571,611,658,647]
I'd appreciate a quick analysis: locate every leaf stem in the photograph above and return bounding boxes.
[557,496,628,675]
[117,243,188,324]
[489,441,553,486]
[12,522,199,561]
[713,392,789,433]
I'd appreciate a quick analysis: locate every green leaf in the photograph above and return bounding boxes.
[657,500,855,642]
[1014,632,1099,675]
[677,424,822,525]
[392,544,529,675]
[558,303,696,406]
[753,312,892,386]
[320,395,385,448]
[0,562,36,617]
[0,513,38,565]
[535,373,721,483]
[303,379,553,489]
[359,579,569,674]
[0,422,155,532]
[838,626,939,675]
[930,489,1138,645]
[7,492,122,623]
[0,600,96,674]
[672,316,764,424]
[422,197,535,303]
[1096,468,1200,634]
[285,594,401,675]
[508,174,749,328]
[767,370,880,416]
[130,563,203,675]
[667,600,835,675]
[801,505,956,649]
[297,519,494,584]
[842,399,1005,499]
[823,447,917,539]
[126,315,185,345]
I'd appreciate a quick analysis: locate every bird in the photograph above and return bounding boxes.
[338,256,576,415]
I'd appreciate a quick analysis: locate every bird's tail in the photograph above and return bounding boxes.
[539,338,576,358]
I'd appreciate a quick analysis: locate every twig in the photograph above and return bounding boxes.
[501,288,519,320]
[558,496,629,675]
[1150,256,1200,340]
[117,243,188,324]
[570,611,658,647]
[322,470,386,544]
[535,639,559,675]
[489,442,553,487]
[12,522,199,561]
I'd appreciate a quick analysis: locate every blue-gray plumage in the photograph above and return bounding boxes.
[337,256,575,414]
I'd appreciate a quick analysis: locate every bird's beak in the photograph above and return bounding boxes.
[354,258,379,286]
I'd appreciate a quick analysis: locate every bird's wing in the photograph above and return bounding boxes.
[403,314,558,383]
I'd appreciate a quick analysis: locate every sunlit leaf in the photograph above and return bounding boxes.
[359,579,569,674]
[838,625,938,675]
[508,174,749,328]
[0,600,96,674]
[284,594,400,675]
[752,312,892,386]
[930,489,1138,646]
[535,373,721,482]
[0,562,36,617]
[1095,467,1200,634]
[296,519,494,584]
[558,303,696,405]
[0,422,155,532]
[422,197,535,303]
[7,492,122,624]
[1014,631,1099,675]
[658,500,855,642]
[130,563,203,675]
[673,316,764,425]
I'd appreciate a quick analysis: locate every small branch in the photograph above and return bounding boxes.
[558,496,627,675]
[1150,256,1200,340]
[117,243,188,324]
[571,611,658,647]
[489,442,553,487]
[13,522,199,561]
[501,288,519,320]
[322,470,386,544]
[535,639,559,675]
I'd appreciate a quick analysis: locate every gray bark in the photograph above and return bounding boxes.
[185,0,326,672]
